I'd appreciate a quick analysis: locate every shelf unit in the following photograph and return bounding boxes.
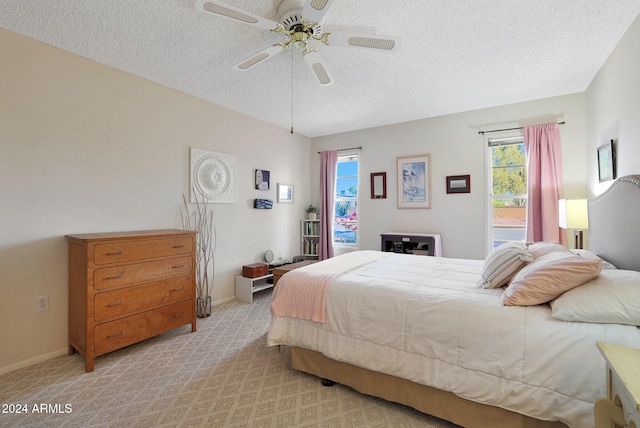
[301,219,320,260]
[235,274,274,303]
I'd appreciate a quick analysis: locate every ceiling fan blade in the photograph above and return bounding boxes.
[303,51,334,86]
[302,0,336,25]
[232,45,285,71]
[195,0,281,31]
[327,31,401,53]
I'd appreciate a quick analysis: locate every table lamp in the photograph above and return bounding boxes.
[558,199,589,249]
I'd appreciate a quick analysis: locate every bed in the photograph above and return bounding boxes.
[267,174,640,428]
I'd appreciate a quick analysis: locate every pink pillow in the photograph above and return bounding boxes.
[502,252,602,306]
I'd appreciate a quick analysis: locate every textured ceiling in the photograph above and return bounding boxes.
[2,1,640,137]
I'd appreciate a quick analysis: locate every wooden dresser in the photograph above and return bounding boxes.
[66,229,197,372]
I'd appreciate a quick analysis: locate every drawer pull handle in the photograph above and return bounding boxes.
[106,251,123,255]
[107,301,124,307]
[106,275,123,280]
[173,312,186,318]
[172,265,185,269]
[107,332,124,339]
[171,287,186,292]
[172,245,185,249]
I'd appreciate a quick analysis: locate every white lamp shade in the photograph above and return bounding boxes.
[558,199,589,229]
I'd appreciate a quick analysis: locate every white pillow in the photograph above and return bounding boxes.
[550,269,640,325]
[570,249,617,270]
[480,242,533,289]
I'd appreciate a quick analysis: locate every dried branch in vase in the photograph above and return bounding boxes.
[181,191,216,317]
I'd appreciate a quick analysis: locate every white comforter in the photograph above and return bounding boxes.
[267,251,640,428]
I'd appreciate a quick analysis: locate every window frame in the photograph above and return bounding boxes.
[487,134,527,253]
[333,153,359,247]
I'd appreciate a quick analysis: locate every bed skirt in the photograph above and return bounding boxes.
[290,346,568,428]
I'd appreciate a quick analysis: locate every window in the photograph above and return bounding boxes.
[489,136,527,249]
[334,154,358,245]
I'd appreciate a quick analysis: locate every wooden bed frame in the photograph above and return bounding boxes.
[288,175,640,428]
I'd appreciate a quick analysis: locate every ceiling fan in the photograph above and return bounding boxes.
[195,0,400,86]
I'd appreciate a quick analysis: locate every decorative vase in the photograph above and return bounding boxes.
[308,213,317,220]
[196,296,211,318]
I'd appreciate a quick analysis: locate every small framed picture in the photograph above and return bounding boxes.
[255,169,270,190]
[446,175,470,194]
[277,183,293,203]
[370,172,387,199]
[597,140,616,182]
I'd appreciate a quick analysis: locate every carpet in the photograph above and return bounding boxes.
[0,289,460,427]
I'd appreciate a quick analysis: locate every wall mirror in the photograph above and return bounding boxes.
[371,172,387,199]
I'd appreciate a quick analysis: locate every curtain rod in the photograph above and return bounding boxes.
[478,121,565,135]
[318,146,362,154]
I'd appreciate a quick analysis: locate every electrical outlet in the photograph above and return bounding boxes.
[36,295,49,312]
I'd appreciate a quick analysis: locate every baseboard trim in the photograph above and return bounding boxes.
[213,296,236,306]
[1,296,238,375]
[0,347,69,375]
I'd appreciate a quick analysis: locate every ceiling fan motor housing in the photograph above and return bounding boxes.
[277,0,323,35]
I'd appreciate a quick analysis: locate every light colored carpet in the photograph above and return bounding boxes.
[0,289,460,427]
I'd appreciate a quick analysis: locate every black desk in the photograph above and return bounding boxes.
[380,233,442,256]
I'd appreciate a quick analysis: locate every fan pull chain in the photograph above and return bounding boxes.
[290,47,294,134]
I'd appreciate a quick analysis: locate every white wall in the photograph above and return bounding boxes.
[311,94,587,259]
[0,29,311,373]
[309,13,640,262]
[586,14,640,194]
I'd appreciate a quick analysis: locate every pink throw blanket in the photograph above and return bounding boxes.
[270,269,334,323]
[270,251,387,323]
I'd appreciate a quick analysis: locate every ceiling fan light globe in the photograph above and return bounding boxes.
[277,0,323,35]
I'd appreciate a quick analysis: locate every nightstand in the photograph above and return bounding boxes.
[595,342,640,428]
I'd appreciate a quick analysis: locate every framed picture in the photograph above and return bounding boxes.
[397,154,431,209]
[446,175,470,194]
[370,172,387,199]
[277,183,293,203]
[254,199,273,209]
[597,140,616,182]
[255,169,270,190]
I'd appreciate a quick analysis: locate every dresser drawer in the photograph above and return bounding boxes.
[93,256,192,290]
[94,300,193,355]
[94,236,194,265]
[94,275,193,321]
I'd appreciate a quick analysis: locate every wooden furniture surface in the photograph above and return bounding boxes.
[66,229,197,372]
[273,260,318,286]
[595,342,640,428]
[380,232,442,256]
